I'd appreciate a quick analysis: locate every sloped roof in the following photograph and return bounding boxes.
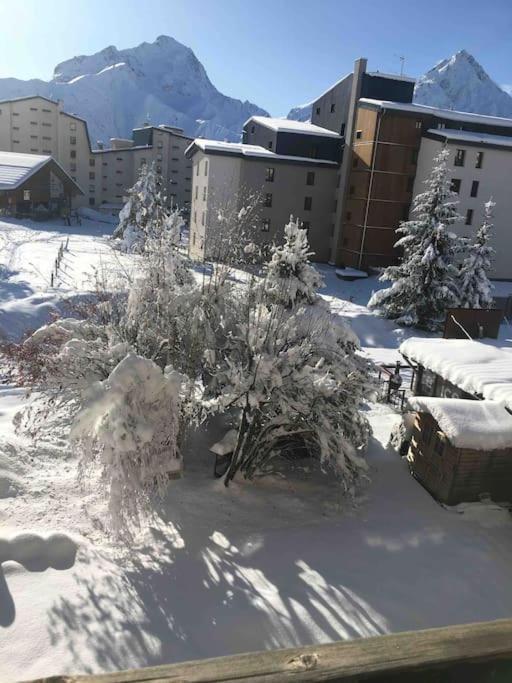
[0,151,83,194]
[427,128,512,149]
[185,139,338,166]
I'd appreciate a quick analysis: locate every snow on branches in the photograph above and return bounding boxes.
[459,198,495,310]
[368,147,464,331]
[262,216,324,308]
[72,354,185,533]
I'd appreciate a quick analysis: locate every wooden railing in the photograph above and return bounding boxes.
[26,618,512,682]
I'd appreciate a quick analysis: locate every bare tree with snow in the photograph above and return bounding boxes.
[458,198,495,309]
[368,147,464,331]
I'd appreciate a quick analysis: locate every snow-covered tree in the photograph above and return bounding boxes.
[113,162,167,251]
[368,147,464,331]
[262,216,324,308]
[72,354,186,533]
[458,198,495,309]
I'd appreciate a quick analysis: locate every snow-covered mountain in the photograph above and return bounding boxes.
[414,50,512,117]
[287,102,312,122]
[0,36,269,144]
[286,50,512,123]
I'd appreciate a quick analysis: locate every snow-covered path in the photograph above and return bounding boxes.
[2,219,512,681]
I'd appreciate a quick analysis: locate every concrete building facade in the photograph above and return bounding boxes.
[0,95,193,212]
[186,121,341,262]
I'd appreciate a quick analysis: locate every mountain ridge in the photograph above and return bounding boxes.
[0,35,269,144]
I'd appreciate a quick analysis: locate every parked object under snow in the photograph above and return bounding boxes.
[400,337,512,410]
[407,397,512,504]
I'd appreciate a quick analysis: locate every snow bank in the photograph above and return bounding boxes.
[408,397,512,450]
[400,337,512,409]
[0,532,77,571]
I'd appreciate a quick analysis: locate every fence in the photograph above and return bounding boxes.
[25,618,512,682]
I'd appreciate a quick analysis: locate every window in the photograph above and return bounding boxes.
[346,211,352,221]
[451,179,461,194]
[70,122,76,131]
[172,157,179,161]
[203,186,207,201]
[157,154,163,161]
[406,176,414,193]
[336,174,341,188]
[262,218,270,232]
[264,193,272,207]
[193,232,196,246]
[201,211,205,226]
[42,136,51,141]
[89,198,95,206]
[311,144,319,158]
[465,209,473,225]
[476,151,484,169]
[437,122,446,129]
[306,171,315,186]
[340,122,346,136]
[42,122,51,127]
[315,106,320,115]
[302,221,310,234]
[30,121,38,126]
[304,196,312,211]
[89,184,95,192]
[70,150,76,159]
[70,163,76,172]
[12,126,19,131]
[251,125,255,134]
[30,134,37,139]
[116,170,122,175]
[116,157,123,162]
[454,149,465,167]
[415,121,422,129]
[195,186,198,200]
[330,103,336,113]
[70,136,76,145]
[30,148,38,153]
[12,140,19,144]
[196,163,199,176]
[204,160,208,175]
[89,158,95,167]
[23,190,30,201]
[470,180,479,197]
[12,112,19,116]
[268,141,273,150]
[411,149,418,164]
[30,107,38,111]
[349,185,355,195]
[89,171,95,180]
[156,166,162,174]
[355,130,362,139]
[434,433,444,456]
[42,108,51,113]
[265,167,275,182]
[333,199,337,212]
[194,211,197,224]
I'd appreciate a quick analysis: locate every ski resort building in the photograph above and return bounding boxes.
[185,126,341,262]
[0,95,193,212]
[0,151,82,217]
[187,57,512,279]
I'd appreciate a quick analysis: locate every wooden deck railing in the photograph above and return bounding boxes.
[26,618,512,682]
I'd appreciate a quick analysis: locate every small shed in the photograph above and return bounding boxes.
[407,397,512,505]
[0,151,83,218]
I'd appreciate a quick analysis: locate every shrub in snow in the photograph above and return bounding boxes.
[72,353,185,533]
[262,216,324,308]
[368,147,464,331]
[458,198,495,309]
[112,162,168,252]
[203,282,372,488]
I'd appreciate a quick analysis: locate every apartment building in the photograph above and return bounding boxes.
[305,58,512,279]
[0,95,193,212]
[186,119,341,262]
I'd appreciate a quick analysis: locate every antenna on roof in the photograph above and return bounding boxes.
[394,54,406,76]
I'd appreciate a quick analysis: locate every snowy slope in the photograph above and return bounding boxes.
[414,50,512,117]
[0,36,269,144]
[286,102,313,123]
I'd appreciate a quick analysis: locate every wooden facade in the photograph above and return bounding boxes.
[337,106,422,269]
[0,159,82,218]
[409,412,512,505]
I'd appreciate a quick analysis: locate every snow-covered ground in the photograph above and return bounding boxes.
[1,217,512,682]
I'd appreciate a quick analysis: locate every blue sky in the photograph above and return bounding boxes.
[1,0,511,116]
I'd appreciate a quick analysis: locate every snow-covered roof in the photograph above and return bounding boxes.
[244,116,341,139]
[0,152,51,190]
[359,98,512,128]
[427,128,512,149]
[408,397,512,450]
[185,139,338,166]
[366,71,416,84]
[400,338,512,410]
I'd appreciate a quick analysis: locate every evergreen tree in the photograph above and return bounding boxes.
[113,162,167,251]
[459,198,495,309]
[368,147,464,331]
[263,216,324,308]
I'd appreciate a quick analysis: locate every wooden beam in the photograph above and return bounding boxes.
[23,618,512,683]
